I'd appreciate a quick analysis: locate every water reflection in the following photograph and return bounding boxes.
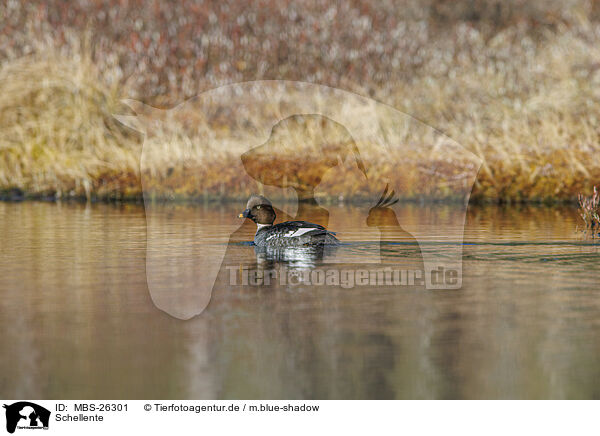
[1,202,600,398]
[253,243,340,267]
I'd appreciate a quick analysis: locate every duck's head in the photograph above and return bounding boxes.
[239,194,276,225]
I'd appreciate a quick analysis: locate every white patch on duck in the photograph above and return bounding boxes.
[284,227,317,238]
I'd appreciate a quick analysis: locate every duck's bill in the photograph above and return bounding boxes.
[239,209,251,218]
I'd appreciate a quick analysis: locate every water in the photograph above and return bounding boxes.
[1,201,599,399]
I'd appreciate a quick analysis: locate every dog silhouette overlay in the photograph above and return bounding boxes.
[115,81,481,319]
[3,402,50,433]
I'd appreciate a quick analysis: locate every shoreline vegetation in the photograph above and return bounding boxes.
[2,1,600,204]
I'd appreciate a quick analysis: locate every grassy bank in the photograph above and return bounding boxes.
[1,1,600,203]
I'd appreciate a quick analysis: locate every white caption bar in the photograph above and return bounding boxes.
[0,400,596,436]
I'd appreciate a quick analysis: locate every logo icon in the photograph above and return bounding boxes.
[3,402,50,434]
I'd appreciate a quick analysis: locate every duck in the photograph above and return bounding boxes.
[239,194,339,247]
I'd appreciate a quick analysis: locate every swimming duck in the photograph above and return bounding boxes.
[239,194,339,247]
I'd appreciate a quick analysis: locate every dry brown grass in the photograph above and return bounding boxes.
[0,44,141,199]
[402,22,600,202]
[2,2,600,202]
[578,186,600,232]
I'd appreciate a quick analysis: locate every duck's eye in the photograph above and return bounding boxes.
[256,205,261,209]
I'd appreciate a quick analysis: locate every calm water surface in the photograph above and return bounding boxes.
[1,201,599,399]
